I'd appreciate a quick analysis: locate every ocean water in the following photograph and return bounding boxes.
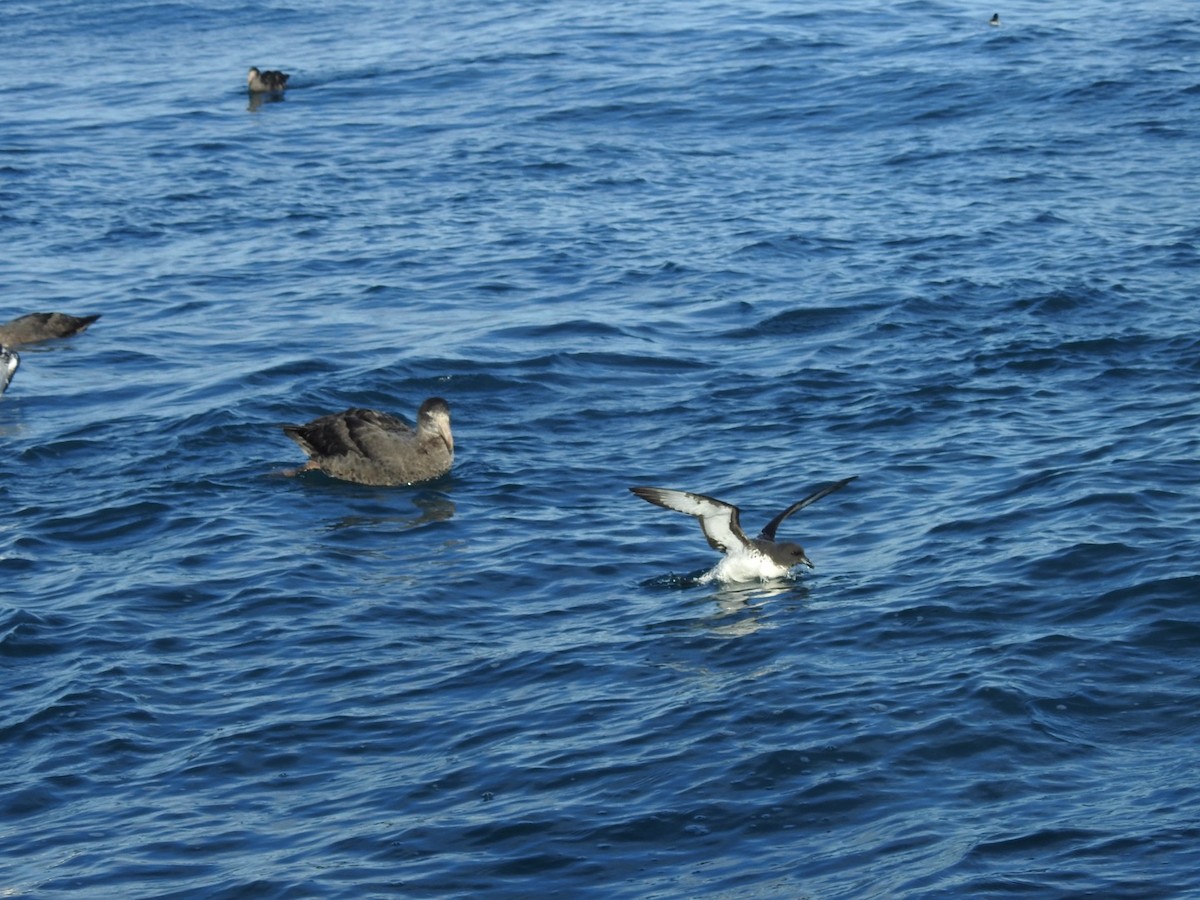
[3,0,1199,895]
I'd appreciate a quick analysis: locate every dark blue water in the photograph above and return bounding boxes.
[3,1,1199,895]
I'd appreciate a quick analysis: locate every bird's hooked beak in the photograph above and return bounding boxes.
[799,553,814,569]
[439,420,454,455]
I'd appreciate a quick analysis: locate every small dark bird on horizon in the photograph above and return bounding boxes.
[247,67,289,93]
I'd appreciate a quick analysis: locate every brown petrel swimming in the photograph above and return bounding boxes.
[282,398,454,486]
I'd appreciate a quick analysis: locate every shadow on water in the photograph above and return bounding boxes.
[639,570,807,597]
[324,493,456,532]
[640,570,811,636]
[263,465,456,531]
[247,92,286,113]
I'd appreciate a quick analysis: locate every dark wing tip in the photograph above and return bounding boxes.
[759,475,859,541]
[68,314,101,336]
[629,486,682,514]
[629,486,663,502]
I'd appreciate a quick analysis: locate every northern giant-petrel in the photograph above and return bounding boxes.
[630,476,857,583]
[282,398,453,486]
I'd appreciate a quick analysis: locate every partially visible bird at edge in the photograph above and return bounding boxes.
[0,346,18,396]
[0,312,100,347]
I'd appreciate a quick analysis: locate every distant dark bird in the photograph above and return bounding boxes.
[630,476,857,583]
[0,312,100,347]
[989,13,1000,26]
[282,398,454,486]
[0,346,18,396]
[247,67,290,93]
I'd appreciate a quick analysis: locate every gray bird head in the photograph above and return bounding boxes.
[765,540,814,570]
[417,397,453,455]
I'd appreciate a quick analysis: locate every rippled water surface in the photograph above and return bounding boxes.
[3,0,1199,896]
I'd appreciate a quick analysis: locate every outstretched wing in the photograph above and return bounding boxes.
[759,476,857,541]
[629,486,751,554]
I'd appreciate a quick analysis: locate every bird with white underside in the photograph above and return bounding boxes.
[630,476,857,584]
[0,346,18,396]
